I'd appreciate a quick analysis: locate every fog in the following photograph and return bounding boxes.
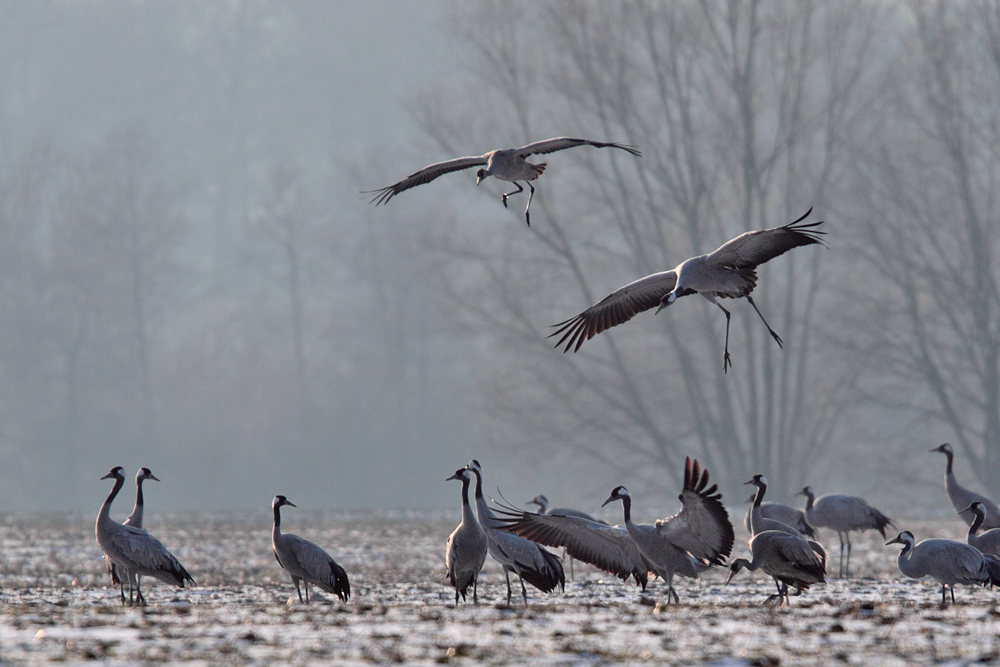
[1,1,998,519]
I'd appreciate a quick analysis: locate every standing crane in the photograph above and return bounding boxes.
[95,467,194,606]
[445,468,488,605]
[799,485,892,578]
[271,495,350,604]
[930,443,1000,529]
[106,467,160,604]
[464,460,564,605]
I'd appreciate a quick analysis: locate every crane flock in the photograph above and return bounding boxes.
[93,448,1000,609]
[86,136,998,613]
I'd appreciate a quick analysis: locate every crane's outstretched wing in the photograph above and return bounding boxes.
[655,458,735,566]
[492,502,648,589]
[706,208,825,269]
[363,155,489,205]
[514,137,641,158]
[550,270,678,352]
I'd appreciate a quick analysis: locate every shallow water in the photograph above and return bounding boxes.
[1,512,998,665]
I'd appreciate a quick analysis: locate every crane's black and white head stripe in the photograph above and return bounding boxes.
[885,531,915,549]
[446,468,471,482]
[527,495,548,509]
[799,486,814,498]
[602,486,631,507]
[466,460,483,475]
[475,169,488,184]
[138,467,160,482]
[273,495,297,509]
[963,501,985,516]
[102,466,125,481]
[930,443,953,455]
[744,474,767,488]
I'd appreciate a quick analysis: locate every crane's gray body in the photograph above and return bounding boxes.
[466,461,564,605]
[95,467,194,606]
[271,495,350,603]
[931,444,1000,529]
[887,530,1000,606]
[801,486,892,578]
[365,137,640,225]
[727,530,826,604]
[106,467,160,603]
[445,470,488,604]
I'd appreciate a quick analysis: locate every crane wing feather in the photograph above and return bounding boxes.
[363,155,489,205]
[492,503,648,588]
[514,137,641,158]
[655,458,735,565]
[550,270,678,352]
[706,209,825,269]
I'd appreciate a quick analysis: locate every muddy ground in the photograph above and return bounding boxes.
[1,511,998,665]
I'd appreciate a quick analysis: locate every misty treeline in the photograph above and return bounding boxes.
[399,0,1000,508]
[0,1,998,512]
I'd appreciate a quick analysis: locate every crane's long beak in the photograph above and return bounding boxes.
[959,503,977,514]
[885,537,901,547]
[446,472,460,481]
[148,474,161,482]
[101,471,115,480]
[743,479,755,486]
[285,499,297,508]
[601,496,616,507]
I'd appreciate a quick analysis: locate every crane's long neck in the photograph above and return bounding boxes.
[943,450,954,475]
[620,496,633,526]
[749,483,766,535]
[459,477,477,525]
[128,477,145,527]
[272,504,283,538]
[970,509,985,539]
[803,490,815,512]
[97,475,125,525]
[470,469,497,527]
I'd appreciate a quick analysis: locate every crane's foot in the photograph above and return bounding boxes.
[723,351,732,374]
[501,194,509,208]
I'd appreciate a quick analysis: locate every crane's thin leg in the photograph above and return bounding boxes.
[524,182,535,226]
[845,534,852,578]
[504,569,513,605]
[501,182,524,210]
[473,576,478,605]
[305,581,310,604]
[566,548,574,580]
[745,296,783,348]
[519,575,529,605]
[837,533,846,578]
[950,585,955,605]
[713,302,733,373]
[293,577,304,603]
[133,574,145,607]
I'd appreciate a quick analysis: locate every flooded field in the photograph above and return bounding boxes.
[1,511,999,665]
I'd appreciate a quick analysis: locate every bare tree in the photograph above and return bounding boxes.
[408,0,886,499]
[46,126,184,471]
[841,1,1000,497]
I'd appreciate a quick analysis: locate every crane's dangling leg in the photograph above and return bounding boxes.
[500,182,524,210]
[713,301,733,373]
[519,574,529,605]
[523,182,535,226]
[746,296,783,348]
